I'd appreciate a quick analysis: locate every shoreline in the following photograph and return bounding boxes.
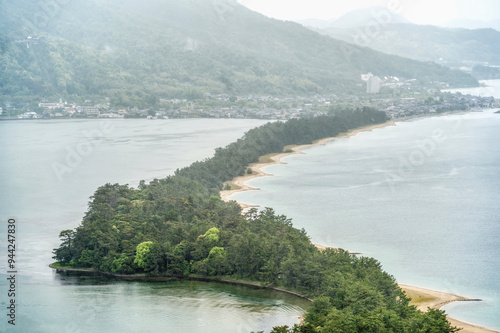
[399,284,498,333]
[50,266,497,332]
[316,246,498,333]
[220,120,396,207]
[49,264,313,302]
[219,119,499,333]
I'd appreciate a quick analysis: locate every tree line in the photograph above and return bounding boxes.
[174,107,388,189]
[53,108,459,332]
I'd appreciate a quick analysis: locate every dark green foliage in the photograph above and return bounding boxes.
[52,229,75,264]
[175,107,388,189]
[53,112,458,332]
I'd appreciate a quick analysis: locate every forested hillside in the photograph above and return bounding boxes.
[0,0,476,106]
[53,108,459,332]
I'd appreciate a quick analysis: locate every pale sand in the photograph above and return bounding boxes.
[316,246,499,333]
[219,120,499,333]
[219,120,396,207]
[399,284,499,333]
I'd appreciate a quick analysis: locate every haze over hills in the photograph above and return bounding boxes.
[297,7,409,30]
[443,18,500,31]
[297,7,500,78]
[296,7,500,32]
[0,0,477,107]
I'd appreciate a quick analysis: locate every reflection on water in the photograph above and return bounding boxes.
[47,273,309,333]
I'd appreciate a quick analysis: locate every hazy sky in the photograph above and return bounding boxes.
[237,0,500,25]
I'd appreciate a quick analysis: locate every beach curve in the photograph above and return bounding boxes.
[219,120,499,333]
[220,120,396,207]
[399,284,498,333]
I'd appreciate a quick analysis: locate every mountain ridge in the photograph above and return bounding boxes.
[320,23,500,68]
[295,7,500,73]
[0,0,477,107]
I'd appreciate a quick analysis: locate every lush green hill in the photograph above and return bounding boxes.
[0,0,477,106]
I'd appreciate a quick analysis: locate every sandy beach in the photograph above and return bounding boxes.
[220,120,396,206]
[400,284,499,333]
[317,245,498,333]
[219,120,499,333]
[318,247,499,333]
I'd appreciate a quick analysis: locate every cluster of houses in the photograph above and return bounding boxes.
[368,94,496,119]
[25,96,334,120]
[360,73,447,94]
[3,90,497,121]
[34,100,127,119]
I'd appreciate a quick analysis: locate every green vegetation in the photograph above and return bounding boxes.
[0,0,476,106]
[50,262,67,268]
[53,108,459,332]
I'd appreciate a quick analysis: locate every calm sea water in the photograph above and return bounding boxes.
[443,79,500,99]
[0,118,309,332]
[231,104,500,330]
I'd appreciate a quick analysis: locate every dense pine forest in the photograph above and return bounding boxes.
[53,108,459,332]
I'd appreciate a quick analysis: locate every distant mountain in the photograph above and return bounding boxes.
[443,18,500,32]
[296,7,409,30]
[327,7,409,30]
[0,0,476,106]
[295,18,338,30]
[318,22,500,70]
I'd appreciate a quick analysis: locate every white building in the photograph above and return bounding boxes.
[83,106,100,117]
[39,99,66,109]
[367,76,381,94]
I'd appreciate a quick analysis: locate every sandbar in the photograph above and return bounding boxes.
[219,120,499,333]
[220,120,395,206]
[400,284,498,333]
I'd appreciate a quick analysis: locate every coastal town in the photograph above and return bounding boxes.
[1,70,497,121]
[2,91,496,121]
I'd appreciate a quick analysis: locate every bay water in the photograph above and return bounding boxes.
[1,81,499,332]
[0,118,309,332]
[230,83,500,330]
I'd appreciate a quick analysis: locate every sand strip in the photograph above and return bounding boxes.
[313,249,498,333]
[220,120,395,207]
[399,284,498,333]
[219,120,499,333]
[400,284,471,312]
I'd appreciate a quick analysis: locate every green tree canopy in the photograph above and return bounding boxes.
[134,241,154,270]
